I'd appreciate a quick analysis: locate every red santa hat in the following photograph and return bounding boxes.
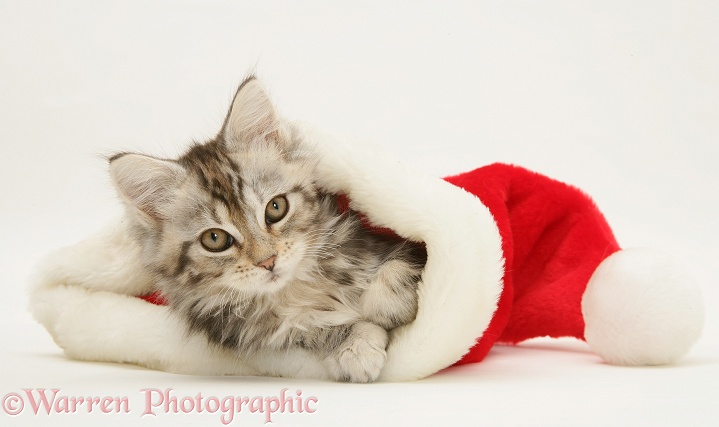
[444,164,703,368]
[30,112,704,382]
[305,126,704,380]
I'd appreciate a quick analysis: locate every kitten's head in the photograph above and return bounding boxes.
[110,77,334,302]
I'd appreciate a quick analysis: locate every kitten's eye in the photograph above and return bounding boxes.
[265,195,289,224]
[200,228,234,252]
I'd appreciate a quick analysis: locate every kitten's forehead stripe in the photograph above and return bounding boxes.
[230,174,243,203]
[209,179,235,210]
[181,141,245,210]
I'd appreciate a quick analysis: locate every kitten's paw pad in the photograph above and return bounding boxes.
[326,323,388,383]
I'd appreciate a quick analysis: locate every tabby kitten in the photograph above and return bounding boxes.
[109,77,426,382]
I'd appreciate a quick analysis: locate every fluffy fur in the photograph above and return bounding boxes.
[582,248,704,366]
[108,77,426,382]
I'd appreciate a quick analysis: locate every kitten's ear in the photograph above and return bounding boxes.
[109,153,186,222]
[222,76,280,145]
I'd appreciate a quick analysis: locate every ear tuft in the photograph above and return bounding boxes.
[109,153,186,221]
[222,76,279,144]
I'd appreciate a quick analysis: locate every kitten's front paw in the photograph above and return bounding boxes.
[325,322,388,383]
[360,259,420,330]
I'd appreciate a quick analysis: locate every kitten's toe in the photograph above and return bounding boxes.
[325,322,388,383]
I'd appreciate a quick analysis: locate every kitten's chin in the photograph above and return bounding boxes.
[257,271,292,294]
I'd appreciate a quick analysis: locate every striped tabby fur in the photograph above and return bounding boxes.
[109,77,426,382]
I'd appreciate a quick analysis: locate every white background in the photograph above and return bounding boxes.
[1,1,717,426]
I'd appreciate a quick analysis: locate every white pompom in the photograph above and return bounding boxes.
[582,248,704,365]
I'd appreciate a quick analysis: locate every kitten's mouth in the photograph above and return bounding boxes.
[266,267,286,285]
[261,271,290,294]
[262,263,294,290]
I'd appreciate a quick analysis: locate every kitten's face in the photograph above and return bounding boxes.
[110,77,330,300]
[170,142,324,296]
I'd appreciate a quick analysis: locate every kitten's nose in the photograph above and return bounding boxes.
[256,255,277,272]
